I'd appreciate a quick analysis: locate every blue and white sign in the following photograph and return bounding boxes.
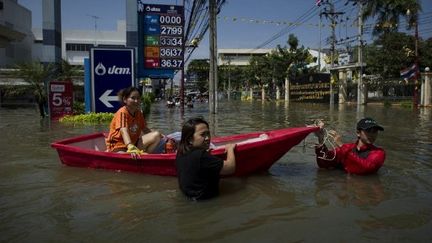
[90,48,135,113]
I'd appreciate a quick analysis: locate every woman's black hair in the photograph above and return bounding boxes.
[117,86,141,104]
[177,117,209,155]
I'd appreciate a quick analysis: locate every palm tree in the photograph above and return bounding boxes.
[14,61,55,117]
[362,0,422,35]
[13,59,81,117]
[56,59,82,81]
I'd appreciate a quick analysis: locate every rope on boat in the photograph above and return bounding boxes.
[311,119,338,161]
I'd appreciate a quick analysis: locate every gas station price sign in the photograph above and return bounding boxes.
[140,4,184,70]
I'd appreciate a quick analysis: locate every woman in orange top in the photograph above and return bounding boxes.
[106,87,162,158]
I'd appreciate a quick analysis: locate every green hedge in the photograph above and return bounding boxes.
[60,112,113,124]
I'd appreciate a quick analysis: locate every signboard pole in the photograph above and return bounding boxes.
[84,58,91,113]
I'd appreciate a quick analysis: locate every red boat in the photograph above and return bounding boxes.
[51,126,318,177]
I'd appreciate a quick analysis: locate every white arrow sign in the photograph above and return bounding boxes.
[99,89,118,108]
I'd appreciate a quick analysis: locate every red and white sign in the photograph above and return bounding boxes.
[49,80,74,120]
[144,57,160,68]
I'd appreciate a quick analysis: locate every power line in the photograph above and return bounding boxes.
[250,4,320,51]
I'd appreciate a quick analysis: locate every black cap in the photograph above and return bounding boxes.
[357,118,384,131]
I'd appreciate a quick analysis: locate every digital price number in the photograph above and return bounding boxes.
[159,15,182,25]
[160,25,183,36]
[161,59,183,68]
[160,36,183,46]
[160,48,183,58]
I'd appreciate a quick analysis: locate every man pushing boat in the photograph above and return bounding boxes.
[313,118,386,175]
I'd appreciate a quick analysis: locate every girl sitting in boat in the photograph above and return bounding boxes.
[175,117,236,200]
[314,118,386,175]
[106,87,162,158]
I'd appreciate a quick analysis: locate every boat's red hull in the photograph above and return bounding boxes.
[51,126,318,176]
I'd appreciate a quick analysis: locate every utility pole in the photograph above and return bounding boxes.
[179,0,185,112]
[407,8,420,107]
[414,17,419,107]
[321,0,344,105]
[357,1,365,105]
[87,14,100,46]
[209,0,218,114]
[318,12,322,72]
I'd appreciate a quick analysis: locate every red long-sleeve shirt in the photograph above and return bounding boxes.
[315,142,385,175]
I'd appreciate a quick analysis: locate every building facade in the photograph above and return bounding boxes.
[0,0,33,67]
[218,48,328,72]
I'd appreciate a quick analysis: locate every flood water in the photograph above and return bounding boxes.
[1,100,431,242]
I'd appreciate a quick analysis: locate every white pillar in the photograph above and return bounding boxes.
[423,69,431,106]
[338,70,347,104]
[276,86,280,100]
[284,77,290,102]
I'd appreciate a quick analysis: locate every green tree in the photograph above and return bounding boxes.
[244,34,312,101]
[362,0,422,35]
[363,32,415,79]
[14,61,55,117]
[218,63,249,96]
[229,65,248,91]
[186,59,210,93]
[420,37,432,70]
[275,34,313,99]
[56,59,82,81]
[247,54,272,100]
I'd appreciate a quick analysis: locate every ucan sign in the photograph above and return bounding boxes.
[90,48,135,113]
[49,80,73,120]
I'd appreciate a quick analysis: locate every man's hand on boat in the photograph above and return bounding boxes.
[127,144,147,159]
[311,119,325,144]
[224,143,236,153]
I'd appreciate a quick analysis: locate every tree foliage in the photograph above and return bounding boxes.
[55,59,82,81]
[420,37,432,69]
[186,34,314,100]
[14,61,55,117]
[362,0,421,35]
[218,64,248,91]
[364,32,415,79]
[364,32,432,79]
[13,59,81,117]
[186,59,210,93]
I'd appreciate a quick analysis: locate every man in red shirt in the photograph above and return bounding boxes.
[315,118,386,175]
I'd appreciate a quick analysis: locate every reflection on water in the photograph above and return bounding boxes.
[1,101,432,242]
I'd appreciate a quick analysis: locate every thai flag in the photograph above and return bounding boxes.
[400,63,418,80]
[316,0,323,6]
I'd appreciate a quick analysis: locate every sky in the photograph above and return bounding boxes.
[18,0,432,61]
